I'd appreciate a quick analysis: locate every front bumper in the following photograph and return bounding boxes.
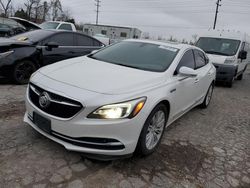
[24,90,146,157]
[213,63,237,82]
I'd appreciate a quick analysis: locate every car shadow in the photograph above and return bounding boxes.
[0,77,13,85]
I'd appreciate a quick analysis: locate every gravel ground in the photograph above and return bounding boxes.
[0,68,249,188]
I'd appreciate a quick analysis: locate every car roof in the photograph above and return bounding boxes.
[125,39,194,50]
[44,21,74,25]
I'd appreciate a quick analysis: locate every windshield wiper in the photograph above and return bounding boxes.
[205,51,229,56]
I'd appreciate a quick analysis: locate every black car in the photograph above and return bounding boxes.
[0,18,26,37]
[0,29,104,84]
[0,17,41,37]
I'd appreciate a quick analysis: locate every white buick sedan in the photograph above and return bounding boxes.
[24,39,216,160]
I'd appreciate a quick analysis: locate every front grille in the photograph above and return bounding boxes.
[29,83,83,119]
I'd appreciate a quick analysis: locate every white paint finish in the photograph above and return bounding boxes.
[25,39,216,156]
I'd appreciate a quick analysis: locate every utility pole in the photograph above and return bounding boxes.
[95,0,101,25]
[213,0,222,30]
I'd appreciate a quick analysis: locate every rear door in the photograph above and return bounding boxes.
[41,32,75,65]
[193,49,213,100]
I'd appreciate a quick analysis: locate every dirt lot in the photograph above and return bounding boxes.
[0,68,250,188]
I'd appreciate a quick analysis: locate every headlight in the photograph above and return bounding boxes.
[0,50,14,59]
[224,58,235,64]
[88,97,146,119]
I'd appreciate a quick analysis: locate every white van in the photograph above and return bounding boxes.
[196,30,249,87]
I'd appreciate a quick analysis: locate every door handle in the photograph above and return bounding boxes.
[194,78,199,83]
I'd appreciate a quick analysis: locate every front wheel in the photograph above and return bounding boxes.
[136,104,168,156]
[200,83,214,108]
[12,60,37,84]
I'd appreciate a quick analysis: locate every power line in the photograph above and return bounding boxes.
[95,0,101,25]
[213,0,222,30]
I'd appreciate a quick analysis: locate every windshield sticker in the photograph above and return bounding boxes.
[159,45,178,52]
[17,36,28,41]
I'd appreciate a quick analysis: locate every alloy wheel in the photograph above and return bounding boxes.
[146,110,166,150]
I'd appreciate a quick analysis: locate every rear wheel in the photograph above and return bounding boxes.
[136,104,168,156]
[200,83,214,108]
[12,60,37,84]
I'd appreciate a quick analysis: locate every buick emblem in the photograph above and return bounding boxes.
[39,92,51,108]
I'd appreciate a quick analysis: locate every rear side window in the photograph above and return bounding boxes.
[194,50,206,69]
[43,33,74,46]
[175,50,195,74]
[58,24,72,31]
[93,39,103,46]
[75,34,94,46]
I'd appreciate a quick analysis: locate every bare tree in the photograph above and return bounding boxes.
[60,7,72,22]
[34,0,42,22]
[168,35,178,42]
[51,0,62,21]
[24,0,37,19]
[0,0,12,17]
[192,34,198,43]
[42,1,49,21]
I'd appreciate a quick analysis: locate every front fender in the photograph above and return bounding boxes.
[0,46,40,68]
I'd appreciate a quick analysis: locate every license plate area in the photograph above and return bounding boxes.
[33,112,51,134]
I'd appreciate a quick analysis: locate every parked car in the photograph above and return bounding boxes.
[40,21,77,31]
[10,17,41,31]
[0,17,26,37]
[196,30,249,87]
[24,39,216,160]
[0,17,40,37]
[0,29,104,84]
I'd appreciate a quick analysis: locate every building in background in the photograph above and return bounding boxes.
[83,24,142,41]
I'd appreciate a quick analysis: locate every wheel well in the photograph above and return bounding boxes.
[13,59,40,69]
[158,100,170,117]
[212,80,215,86]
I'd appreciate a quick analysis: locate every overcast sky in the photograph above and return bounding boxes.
[18,0,250,40]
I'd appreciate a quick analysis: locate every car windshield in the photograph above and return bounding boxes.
[89,41,179,72]
[196,37,241,56]
[10,30,54,43]
[40,22,60,29]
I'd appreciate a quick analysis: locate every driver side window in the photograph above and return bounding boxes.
[174,50,195,75]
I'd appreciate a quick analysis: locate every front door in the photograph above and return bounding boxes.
[41,33,75,65]
[170,49,199,120]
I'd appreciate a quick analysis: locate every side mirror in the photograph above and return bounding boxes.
[238,50,247,60]
[45,42,59,51]
[179,66,197,77]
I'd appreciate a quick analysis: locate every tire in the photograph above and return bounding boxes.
[236,73,243,80]
[200,83,214,109]
[12,60,37,84]
[226,81,233,88]
[225,76,234,88]
[136,104,168,156]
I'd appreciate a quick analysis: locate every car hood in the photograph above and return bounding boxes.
[10,17,41,30]
[38,56,166,95]
[207,54,229,64]
[0,37,31,47]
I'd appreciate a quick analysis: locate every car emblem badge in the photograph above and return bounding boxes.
[39,92,51,109]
